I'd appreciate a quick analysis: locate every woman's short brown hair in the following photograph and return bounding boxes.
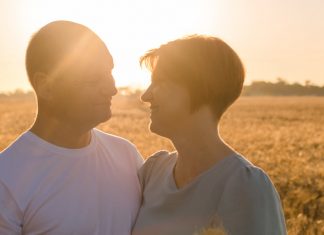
[140,35,245,120]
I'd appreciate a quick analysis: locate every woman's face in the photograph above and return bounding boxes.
[141,62,192,138]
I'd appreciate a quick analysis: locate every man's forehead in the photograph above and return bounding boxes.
[56,48,113,82]
[79,45,113,67]
[107,52,114,69]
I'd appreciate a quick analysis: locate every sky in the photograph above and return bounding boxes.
[0,0,323,92]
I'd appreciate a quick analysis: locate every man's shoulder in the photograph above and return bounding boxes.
[0,132,33,184]
[93,128,134,147]
[0,132,30,158]
[93,129,143,168]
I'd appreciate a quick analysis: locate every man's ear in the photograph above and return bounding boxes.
[31,72,54,101]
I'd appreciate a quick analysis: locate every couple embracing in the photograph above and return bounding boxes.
[0,21,286,235]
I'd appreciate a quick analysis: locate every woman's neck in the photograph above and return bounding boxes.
[170,115,235,189]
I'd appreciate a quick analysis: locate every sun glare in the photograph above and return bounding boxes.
[5,0,226,91]
[1,0,323,92]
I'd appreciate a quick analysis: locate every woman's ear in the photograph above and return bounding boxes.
[31,72,55,101]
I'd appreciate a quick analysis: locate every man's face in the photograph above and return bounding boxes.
[50,43,117,130]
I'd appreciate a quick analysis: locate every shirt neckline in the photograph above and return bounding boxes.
[167,152,238,191]
[23,129,97,157]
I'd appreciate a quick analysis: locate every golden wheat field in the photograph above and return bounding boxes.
[0,94,323,235]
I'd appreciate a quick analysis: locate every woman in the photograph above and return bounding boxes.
[132,35,286,235]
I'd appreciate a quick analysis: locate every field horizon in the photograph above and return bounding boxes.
[0,95,323,234]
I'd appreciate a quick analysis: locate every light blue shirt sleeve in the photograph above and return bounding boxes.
[217,167,287,235]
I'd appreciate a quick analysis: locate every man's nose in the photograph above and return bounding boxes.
[101,77,117,96]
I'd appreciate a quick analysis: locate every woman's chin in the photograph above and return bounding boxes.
[149,122,170,138]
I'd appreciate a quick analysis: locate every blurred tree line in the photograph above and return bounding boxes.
[242,78,324,96]
[1,78,324,98]
[0,89,35,99]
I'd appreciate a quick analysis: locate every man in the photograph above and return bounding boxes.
[0,21,143,235]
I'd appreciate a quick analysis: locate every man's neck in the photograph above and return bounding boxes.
[30,116,92,149]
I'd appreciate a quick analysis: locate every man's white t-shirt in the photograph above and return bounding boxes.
[0,128,143,235]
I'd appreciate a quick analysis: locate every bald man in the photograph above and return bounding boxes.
[0,21,143,235]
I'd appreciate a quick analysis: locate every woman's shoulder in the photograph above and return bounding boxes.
[142,150,175,170]
[231,154,271,180]
[224,154,279,198]
[146,150,174,161]
[138,150,176,184]
[217,154,286,234]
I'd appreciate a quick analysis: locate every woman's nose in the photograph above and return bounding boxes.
[141,85,153,102]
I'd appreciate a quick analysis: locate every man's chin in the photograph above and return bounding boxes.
[100,112,112,123]
[91,111,112,127]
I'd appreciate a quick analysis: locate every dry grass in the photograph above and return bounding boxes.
[0,95,323,234]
